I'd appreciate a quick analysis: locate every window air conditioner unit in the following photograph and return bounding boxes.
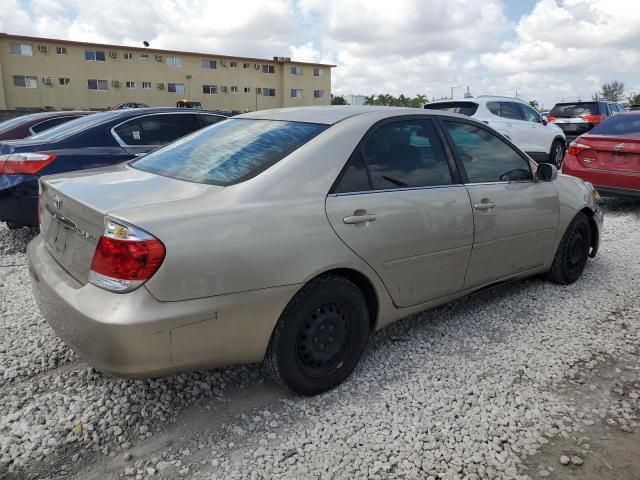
[38,45,49,53]
[220,61,227,67]
[278,57,286,62]
[42,77,53,85]
[155,55,163,61]
[109,51,118,59]
[284,57,291,62]
[221,86,228,92]
[157,82,165,89]
[112,80,120,88]
[256,87,262,94]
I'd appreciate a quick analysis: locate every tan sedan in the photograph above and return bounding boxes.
[27,107,602,395]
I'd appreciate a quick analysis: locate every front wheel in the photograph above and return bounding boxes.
[265,275,370,395]
[546,212,592,285]
[550,139,566,168]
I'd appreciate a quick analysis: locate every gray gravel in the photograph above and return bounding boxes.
[1,199,639,480]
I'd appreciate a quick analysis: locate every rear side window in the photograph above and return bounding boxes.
[423,102,479,116]
[589,114,640,135]
[499,102,524,120]
[444,121,532,183]
[114,114,200,145]
[550,103,598,117]
[131,119,327,186]
[30,116,78,134]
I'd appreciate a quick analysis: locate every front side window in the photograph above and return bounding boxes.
[131,119,327,186]
[168,83,185,94]
[85,50,106,62]
[166,56,183,67]
[13,75,38,88]
[10,43,33,56]
[202,59,216,69]
[444,121,532,183]
[499,102,524,120]
[519,103,542,123]
[87,79,108,91]
[486,102,501,116]
[114,114,201,146]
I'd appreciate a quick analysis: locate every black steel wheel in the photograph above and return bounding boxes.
[546,212,592,284]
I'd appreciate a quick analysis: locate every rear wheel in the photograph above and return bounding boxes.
[265,275,370,395]
[550,139,565,168]
[546,212,592,285]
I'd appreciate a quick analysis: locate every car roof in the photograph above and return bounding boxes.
[428,95,528,106]
[236,106,468,125]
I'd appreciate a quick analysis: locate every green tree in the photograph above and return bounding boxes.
[529,99,539,110]
[627,92,640,106]
[364,95,376,106]
[331,95,349,105]
[599,80,625,102]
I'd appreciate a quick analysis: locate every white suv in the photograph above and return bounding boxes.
[425,96,567,167]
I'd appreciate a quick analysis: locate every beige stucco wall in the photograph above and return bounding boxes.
[0,36,332,112]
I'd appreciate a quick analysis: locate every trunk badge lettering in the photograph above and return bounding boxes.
[53,194,62,209]
[614,143,625,151]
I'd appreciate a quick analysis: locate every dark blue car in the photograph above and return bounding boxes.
[0,107,227,228]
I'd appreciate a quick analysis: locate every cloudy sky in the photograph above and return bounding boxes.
[3,0,640,108]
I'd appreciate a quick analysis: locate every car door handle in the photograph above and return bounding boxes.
[343,212,376,224]
[473,201,496,211]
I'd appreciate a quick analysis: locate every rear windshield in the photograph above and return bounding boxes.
[131,119,328,186]
[589,113,640,136]
[0,112,49,133]
[27,111,115,141]
[550,102,598,117]
[424,102,479,116]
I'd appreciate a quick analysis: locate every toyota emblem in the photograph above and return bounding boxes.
[614,143,625,151]
[53,194,62,209]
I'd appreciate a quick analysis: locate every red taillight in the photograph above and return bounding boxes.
[567,141,591,156]
[580,114,603,123]
[0,152,56,174]
[89,219,165,293]
[547,116,557,122]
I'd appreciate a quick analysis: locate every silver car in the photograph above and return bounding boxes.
[27,107,602,395]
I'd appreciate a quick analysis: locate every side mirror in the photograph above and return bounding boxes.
[541,115,549,126]
[537,163,558,182]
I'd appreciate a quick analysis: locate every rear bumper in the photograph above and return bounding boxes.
[562,155,640,198]
[27,236,300,377]
[0,175,39,226]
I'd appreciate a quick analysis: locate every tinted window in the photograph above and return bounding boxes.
[589,113,640,136]
[0,113,49,133]
[519,104,542,123]
[550,102,598,117]
[444,121,533,183]
[114,114,201,145]
[486,102,501,116]
[30,116,78,133]
[423,101,479,116]
[333,152,370,194]
[200,114,226,126]
[28,111,118,141]
[132,119,327,186]
[362,120,452,190]
[499,102,524,120]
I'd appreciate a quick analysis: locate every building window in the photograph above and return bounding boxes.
[230,61,238,68]
[314,68,324,77]
[263,88,276,97]
[243,63,251,69]
[13,75,38,88]
[87,79,108,91]
[262,65,276,74]
[85,50,106,62]
[203,85,217,95]
[168,83,185,93]
[230,86,238,93]
[55,46,67,55]
[244,87,251,93]
[290,66,303,75]
[202,59,216,69]
[126,81,136,89]
[291,89,303,98]
[10,43,33,56]
[59,77,71,86]
[142,81,152,89]
[166,56,183,67]
[140,53,150,61]
[314,89,325,98]
[123,52,133,60]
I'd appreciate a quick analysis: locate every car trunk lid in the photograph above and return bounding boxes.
[40,163,221,284]
[577,135,640,174]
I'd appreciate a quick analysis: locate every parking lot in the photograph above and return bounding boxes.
[0,198,637,480]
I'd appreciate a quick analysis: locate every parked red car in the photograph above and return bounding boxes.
[562,111,640,199]
[0,111,91,141]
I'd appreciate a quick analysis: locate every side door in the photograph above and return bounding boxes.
[112,113,202,157]
[440,119,559,288]
[325,117,474,308]
[498,101,531,151]
[519,103,550,155]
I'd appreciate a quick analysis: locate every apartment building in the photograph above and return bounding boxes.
[0,33,334,112]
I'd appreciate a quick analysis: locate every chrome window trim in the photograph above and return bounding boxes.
[329,183,465,197]
[464,180,534,186]
[110,112,225,147]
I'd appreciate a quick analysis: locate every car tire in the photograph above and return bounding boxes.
[546,212,592,285]
[5,221,21,230]
[550,139,565,168]
[265,274,370,396]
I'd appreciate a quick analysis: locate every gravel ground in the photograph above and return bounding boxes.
[0,199,639,480]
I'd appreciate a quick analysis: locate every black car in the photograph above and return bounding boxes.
[0,108,227,228]
[548,101,625,142]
